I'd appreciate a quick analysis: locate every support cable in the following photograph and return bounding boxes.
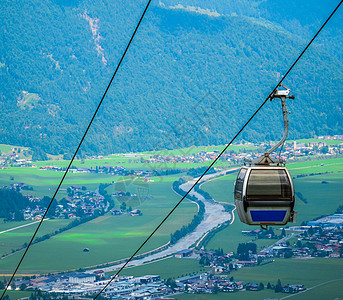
[0,1,152,299]
[93,1,343,298]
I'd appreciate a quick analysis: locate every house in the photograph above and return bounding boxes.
[245,282,259,291]
[282,284,304,293]
[174,249,193,258]
[67,272,96,284]
[93,270,105,277]
[130,209,142,216]
[111,209,123,216]
[235,261,256,268]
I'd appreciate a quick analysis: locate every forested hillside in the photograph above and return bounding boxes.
[1,0,342,157]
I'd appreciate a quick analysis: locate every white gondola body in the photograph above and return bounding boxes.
[234,165,295,226]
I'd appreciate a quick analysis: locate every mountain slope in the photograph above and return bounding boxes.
[1,0,342,157]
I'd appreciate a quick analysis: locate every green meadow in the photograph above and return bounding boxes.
[0,182,197,274]
[0,144,17,153]
[0,290,33,300]
[287,157,343,175]
[0,219,72,258]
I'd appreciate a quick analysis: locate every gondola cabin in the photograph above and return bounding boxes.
[234,166,296,226]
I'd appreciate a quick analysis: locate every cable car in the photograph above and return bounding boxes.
[234,165,295,227]
[234,85,297,229]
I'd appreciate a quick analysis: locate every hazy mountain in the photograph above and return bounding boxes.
[1,0,342,157]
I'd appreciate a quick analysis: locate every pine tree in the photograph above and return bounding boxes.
[275,279,283,293]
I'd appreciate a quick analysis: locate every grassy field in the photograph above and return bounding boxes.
[0,144,17,153]
[0,219,34,232]
[0,290,33,300]
[0,219,72,258]
[287,157,343,175]
[0,182,198,274]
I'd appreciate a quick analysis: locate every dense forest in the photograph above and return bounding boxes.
[0,188,33,220]
[1,0,342,156]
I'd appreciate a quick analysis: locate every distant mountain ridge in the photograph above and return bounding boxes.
[1,0,342,158]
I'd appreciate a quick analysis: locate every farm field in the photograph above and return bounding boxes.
[0,290,32,300]
[287,157,343,175]
[0,219,72,258]
[0,182,198,274]
[0,219,34,232]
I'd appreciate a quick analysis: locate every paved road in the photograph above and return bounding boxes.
[280,278,343,299]
[85,169,237,274]
[0,219,49,235]
[261,233,300,254]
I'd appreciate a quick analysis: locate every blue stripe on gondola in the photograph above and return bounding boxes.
[250,210,286,222]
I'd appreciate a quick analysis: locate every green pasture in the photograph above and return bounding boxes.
[0,290,33,300]
[287,157,343,175]
[0,182,198,274]
[292,174,343,224]
[0,219,72,258]
[0,144,16,153]
[115,257,206,279]
[0,219,34,232]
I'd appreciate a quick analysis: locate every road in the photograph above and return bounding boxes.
[261,232,300,254]
[85,168,237,274]
[0,219,49,235]
[280,278,343,299]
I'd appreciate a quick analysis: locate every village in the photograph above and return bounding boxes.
[7,267,305,299]
[1,136,343,298]
[1,135,343,173]
[8,213,343,298]
[4,183,144,221]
